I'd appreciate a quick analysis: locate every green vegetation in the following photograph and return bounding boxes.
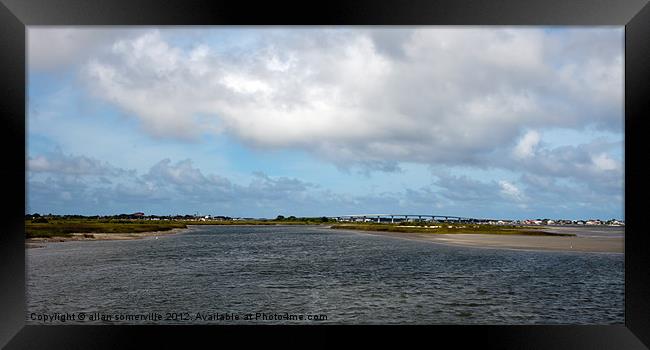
[25,216,336,238]
[330,223,576,236]
[26,219,188,238]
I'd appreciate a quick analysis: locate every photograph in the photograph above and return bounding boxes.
[24,26,626,326]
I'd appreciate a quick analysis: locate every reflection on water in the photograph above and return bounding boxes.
[27,225,624,324]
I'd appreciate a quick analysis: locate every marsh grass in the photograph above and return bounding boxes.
[25,220,188,238]
[25,218,329,238]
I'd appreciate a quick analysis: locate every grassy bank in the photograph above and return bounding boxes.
[330,223,576,236]
[26,220,188,238]
[25,218,329,238]
[25,218,575,238]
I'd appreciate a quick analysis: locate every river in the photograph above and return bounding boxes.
[26,225,624,324]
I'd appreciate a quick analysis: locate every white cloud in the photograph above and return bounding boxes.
[499,180,525,202]
[221,74,273,95]
[513,130,541,159]
[591,153,619,171]
[75,28,622,171]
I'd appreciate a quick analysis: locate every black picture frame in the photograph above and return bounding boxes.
[1,0,648,348]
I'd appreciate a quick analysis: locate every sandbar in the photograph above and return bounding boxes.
[338,226,623,253]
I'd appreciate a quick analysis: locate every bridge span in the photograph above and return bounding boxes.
[333,214,480,223]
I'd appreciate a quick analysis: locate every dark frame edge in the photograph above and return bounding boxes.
[625,0,650,348]
[0,1,26,349]
[1,0,650,25]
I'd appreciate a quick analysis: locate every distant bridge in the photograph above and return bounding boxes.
[332,214,481,223]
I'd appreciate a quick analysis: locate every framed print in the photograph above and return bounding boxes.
[1,0,649,348]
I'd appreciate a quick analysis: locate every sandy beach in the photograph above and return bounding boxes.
[25,227,188,248]
[340,226,624,253]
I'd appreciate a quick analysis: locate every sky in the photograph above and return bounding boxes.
[26,26,624,220]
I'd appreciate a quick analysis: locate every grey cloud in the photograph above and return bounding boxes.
[142,159,236,203]
[26,153,622,219]
[27,158,218,214]
[27,175,109,214]
[433,173,502,203]
[28,152,132,177]
[24,155,435,217]
[367,28,412,59]
[332,160,403,177]
[518,173,623,219]
[246,171,314,198]
[504,137,623,194]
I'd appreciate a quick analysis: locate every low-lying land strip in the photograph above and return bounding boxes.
[25,218,330,245]
[27,221,188,238]
[331,224,623,253]
[330,223,573,236]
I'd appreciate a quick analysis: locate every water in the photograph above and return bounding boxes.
[26,225,624,324]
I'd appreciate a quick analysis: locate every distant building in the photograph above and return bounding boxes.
[523,219,543,225]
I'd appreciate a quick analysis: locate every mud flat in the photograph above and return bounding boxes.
[340,226,623,253]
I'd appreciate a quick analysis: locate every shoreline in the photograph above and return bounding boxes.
[335,226,623,254]
[25,224,624,253]
[25,227,189,248]
[24,224,329,248]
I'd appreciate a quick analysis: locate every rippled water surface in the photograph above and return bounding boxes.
[27,225,624,324]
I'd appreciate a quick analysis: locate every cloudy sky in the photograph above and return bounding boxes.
[27,27,624,219]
